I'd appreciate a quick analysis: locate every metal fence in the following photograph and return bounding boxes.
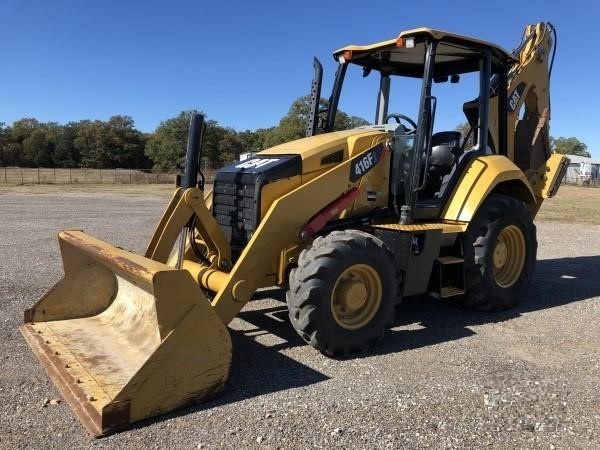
[4,166,598,188]
[562,176,600,187]
[0,167,216,185]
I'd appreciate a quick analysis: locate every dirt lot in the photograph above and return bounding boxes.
[0,185,599,448]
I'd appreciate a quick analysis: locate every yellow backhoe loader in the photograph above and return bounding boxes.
[21,22,568,436]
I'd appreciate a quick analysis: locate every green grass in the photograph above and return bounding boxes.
[536,185,600,225]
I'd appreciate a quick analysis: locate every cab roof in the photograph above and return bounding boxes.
[333,27,517,77]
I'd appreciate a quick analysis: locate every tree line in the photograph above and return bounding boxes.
[0,96,368,171]
[0,96,589,170]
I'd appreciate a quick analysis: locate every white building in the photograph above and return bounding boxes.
[563,154,599,185]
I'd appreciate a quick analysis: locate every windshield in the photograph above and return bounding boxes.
[331,60,480,142]
[334,63,422,126]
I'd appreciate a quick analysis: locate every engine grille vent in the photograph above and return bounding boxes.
[212,173,259,259]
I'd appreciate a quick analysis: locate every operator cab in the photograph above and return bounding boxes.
[319,28,516,223]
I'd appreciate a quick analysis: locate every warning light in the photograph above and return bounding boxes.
[396,37,415,48]
[338,50,353,64]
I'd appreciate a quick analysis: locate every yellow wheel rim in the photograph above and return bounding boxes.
[492,225,525,288]
[331,264,382,330]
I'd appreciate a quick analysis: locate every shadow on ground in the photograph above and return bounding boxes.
[375,255,600,354]
[238,255,600,356]
[133,255,600,432]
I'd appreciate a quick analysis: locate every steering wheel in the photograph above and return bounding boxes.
[385,113,417,131]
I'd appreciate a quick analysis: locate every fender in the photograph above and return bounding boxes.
[441,155,535,222]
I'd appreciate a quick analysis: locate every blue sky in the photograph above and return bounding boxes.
[1,0,599,157]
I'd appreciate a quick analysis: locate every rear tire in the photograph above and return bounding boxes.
[460,194,537,311]
[286,230,397,357]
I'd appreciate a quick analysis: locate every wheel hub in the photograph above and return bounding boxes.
[492,225,526,288]
[493,240,508,269]
[331,264,382,330]
[337,277,368,312]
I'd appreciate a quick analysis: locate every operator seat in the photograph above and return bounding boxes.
[430,131,462,174]
[421,131,463,198]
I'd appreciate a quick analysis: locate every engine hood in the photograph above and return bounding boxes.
[257,128,389,174]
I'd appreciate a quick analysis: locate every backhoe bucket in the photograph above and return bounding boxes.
[20,230,232,437]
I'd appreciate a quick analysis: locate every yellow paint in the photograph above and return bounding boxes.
[145,187,231,269]
[260,176,302,218]
[354,138,391,214]
[278,244,303,285]
[330,263,382,330]
[334,27,515,61]
[21,22,563,438]
[536,153,569,199]
[21,230,231,437]
[442,155,535,222]
[374,221,467,233]
[259,128,386,174]
[211,146,374,324]
[492,225,525,288]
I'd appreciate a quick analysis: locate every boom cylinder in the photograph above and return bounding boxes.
[182,260,230,293]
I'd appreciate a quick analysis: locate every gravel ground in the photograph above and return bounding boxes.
[1,189,599,449]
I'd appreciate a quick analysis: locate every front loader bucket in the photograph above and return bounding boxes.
[20,230,232,437]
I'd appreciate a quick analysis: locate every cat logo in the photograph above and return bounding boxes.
[508,82,526,113]
[349,143,384,182]
[235,158,280,169]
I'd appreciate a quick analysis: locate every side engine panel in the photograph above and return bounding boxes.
[211,128,393,268]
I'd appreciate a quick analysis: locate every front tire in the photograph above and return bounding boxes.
[460,194,537,311]
[286,230,398,357]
